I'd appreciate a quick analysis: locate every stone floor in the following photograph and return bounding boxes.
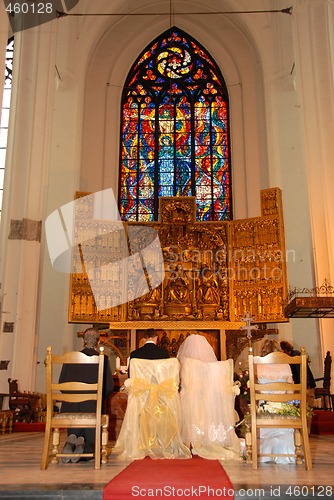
[0,431,333,499]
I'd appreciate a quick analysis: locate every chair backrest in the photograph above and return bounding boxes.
[247,346,312,471]
[45,346,105,422]
[114,357,192,459]
[323,351,332,390]
[248,346,308,415]
[8,378,19,396]
[130,357,179,384]
[7,377,32,411]
[179,356,241,458]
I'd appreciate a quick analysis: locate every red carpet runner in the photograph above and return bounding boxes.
[14,422,46,432]
[103,455,234,499]
[311,410,334,435]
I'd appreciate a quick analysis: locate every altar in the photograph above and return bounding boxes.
[70,188,288,362]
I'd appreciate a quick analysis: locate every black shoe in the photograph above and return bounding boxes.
[61,434,77,463]
[71,436,85,463]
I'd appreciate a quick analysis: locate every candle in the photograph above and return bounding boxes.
[126,356,129,367]
[116,357,120,370]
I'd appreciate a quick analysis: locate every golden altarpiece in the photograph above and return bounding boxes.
[69,188,288,362]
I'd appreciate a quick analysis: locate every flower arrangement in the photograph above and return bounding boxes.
[258,401,314,420]
[238,401,313,435]
[234,367,250,404]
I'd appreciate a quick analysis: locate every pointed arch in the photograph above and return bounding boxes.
[118,27,232,222]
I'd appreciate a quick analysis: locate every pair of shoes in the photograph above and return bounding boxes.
[61,434,77,463]
[71,436,85,463]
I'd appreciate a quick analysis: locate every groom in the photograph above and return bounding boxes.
[128,328,169,376]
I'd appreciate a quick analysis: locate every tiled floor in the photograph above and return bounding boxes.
[0,431,333,499]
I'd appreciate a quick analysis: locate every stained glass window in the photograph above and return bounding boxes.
[0,37,14,218]
[119,27,232,222]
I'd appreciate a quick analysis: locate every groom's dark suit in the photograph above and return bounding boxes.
[129,341,169,376]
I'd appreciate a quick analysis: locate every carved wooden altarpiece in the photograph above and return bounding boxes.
[69,188,287,360]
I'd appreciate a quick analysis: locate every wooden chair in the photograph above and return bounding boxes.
[113,358,191,459]
[8,378,40,423]
[40,346,109,470]
[246,346,312,470]
[314,351,332,411]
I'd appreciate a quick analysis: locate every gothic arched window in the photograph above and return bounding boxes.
[119,27,232,222]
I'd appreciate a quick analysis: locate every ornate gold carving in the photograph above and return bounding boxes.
[260,187,282,216]
[229,188,287,323]
[69,188,287,326]
[105,320,243,330]
[159,197,194,224]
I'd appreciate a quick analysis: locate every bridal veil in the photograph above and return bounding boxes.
[177,334,241,460]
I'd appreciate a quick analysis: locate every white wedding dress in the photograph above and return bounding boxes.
[177,335,241,460]
[255,361,296,464]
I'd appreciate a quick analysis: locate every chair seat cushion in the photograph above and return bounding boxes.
[53,412,96,421]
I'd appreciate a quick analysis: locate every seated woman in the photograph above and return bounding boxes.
[177,334,241,460]
[256,339,295,464]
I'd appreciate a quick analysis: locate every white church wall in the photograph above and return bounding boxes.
[289,0,334,382]
[261,66,321,374]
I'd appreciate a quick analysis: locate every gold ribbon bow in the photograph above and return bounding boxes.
[130,376,178,450]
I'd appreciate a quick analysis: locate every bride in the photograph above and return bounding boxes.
[177,334,241,460]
